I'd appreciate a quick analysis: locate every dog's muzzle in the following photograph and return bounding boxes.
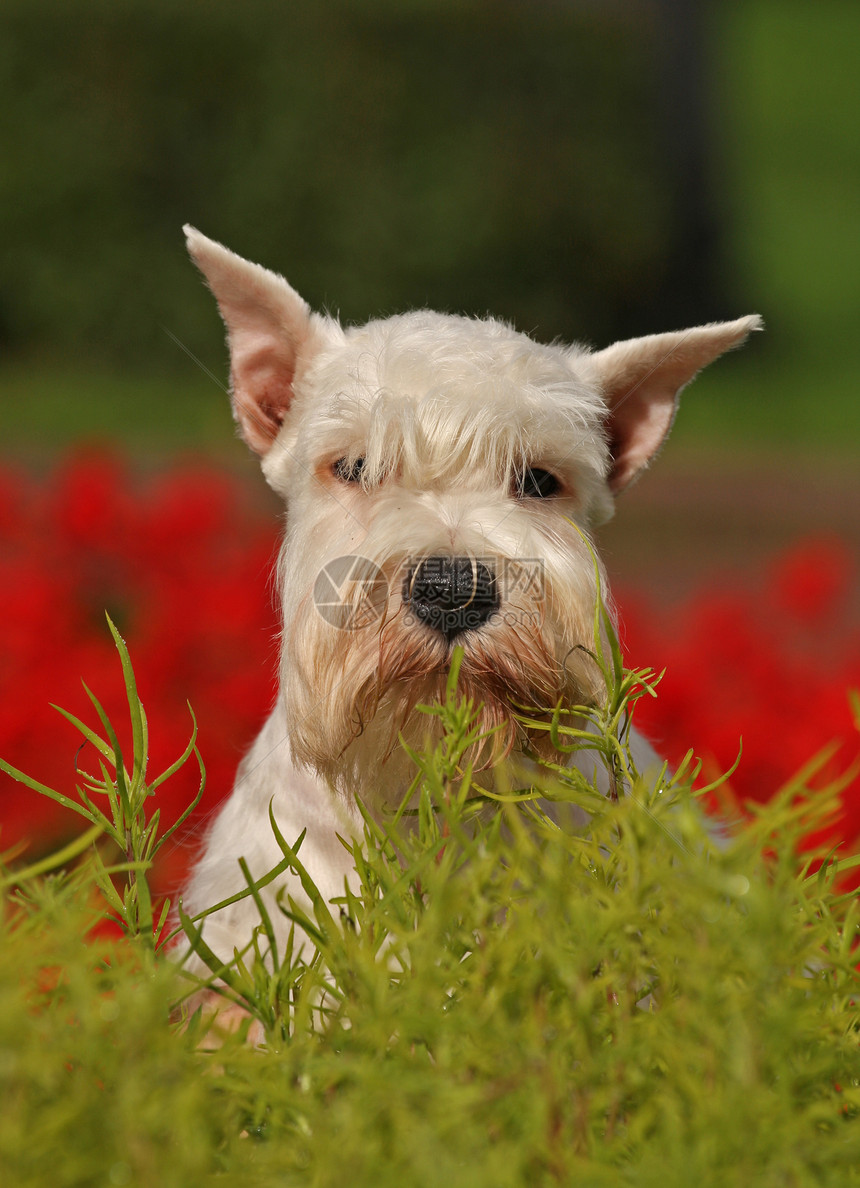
[404,556,499,643]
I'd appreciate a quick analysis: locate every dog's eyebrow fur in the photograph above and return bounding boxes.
[302,311,611,492]
[322,388,606,488]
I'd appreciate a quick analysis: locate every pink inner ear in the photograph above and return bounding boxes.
[232,371,294,454]
[229,332,298,456]
[606,388,677,494]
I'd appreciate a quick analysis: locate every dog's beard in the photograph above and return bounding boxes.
[282,576,605,802]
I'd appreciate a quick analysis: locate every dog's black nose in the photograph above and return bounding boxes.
[404,556,499,642]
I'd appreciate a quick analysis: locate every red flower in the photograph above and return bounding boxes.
[619,539,860,853]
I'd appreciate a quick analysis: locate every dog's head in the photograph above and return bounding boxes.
[185,227,760,796]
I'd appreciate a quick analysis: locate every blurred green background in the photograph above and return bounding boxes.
[1,0,859,466]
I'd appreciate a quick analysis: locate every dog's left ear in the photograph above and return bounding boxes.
[589,315,762,493]
[184,226,335,456]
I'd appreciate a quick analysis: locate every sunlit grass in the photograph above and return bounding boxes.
[0,361,242,455]
[2,606,860,1183]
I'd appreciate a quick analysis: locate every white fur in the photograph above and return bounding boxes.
[178,228,760,969]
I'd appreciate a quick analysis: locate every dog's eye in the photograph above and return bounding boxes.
[516,467,561,499]
[333,456,366,484]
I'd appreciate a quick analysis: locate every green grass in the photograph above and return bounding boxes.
[670,355,860,458]
[0,359,245,458]
[3,345,859,461]
[2,610,860,1185]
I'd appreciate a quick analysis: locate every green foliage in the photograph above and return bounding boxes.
[0,883,243,1187]
[0,0,667,368]
[1,614,204,956]
[3,621,860,1184]
[5,2,860,452]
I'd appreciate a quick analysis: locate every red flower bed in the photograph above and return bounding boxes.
[0,452,280,891]
[619,537,859,823]
[1,453,858,890]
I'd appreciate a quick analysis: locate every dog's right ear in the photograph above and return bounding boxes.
[184,227,334,455]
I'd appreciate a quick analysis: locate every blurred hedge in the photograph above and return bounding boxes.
[0,0,726,371]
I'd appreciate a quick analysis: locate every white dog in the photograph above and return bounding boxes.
[179,226,760,967]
